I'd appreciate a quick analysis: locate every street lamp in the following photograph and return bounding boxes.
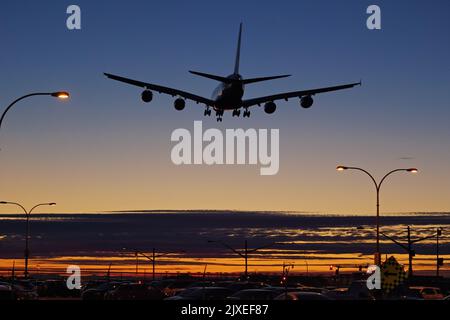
[0,201,56,278]
[336,166,418,265]
[0,91,70,133]
[208,239,280,279]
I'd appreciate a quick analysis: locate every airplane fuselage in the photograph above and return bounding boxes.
[212,74,244,110]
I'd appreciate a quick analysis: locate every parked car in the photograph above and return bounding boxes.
[165,287,233,301]
[274,292,332,301]
[409,287,444,300]
[324,288,350,300]
[227,289,281,300]
[40,279,79,298]
[81,282,122,300]
[345,280,375,300]
[163,280,196,297]
[220,281,266,293]
[105,283,165,300]
[293,286,329,294]
[0,283,14,300]
[10,280,38,300]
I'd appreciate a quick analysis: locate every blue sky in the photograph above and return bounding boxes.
[0,0,449,213]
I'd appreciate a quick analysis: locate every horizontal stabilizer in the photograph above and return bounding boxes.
[190,71,291,85]
[189,71,233,83]
[242,75,291,84]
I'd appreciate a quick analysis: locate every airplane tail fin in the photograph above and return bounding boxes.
[234,23,242,75]
[190,24,291,85]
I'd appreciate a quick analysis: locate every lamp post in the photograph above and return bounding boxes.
[336,166,418,265]
[0,201,56,278]
[0,92,70,141]
[208,239,279,279]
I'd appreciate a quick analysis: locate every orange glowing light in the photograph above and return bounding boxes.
[52,91,70,99]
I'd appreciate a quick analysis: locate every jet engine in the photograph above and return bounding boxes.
[174,98,186,111]
[300,95,314,109]
[264,101,277,114]
[141,90,153,103]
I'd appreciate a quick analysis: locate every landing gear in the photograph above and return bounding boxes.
[232,109,241,117]
[204,108,212,117]
[243,109,251,118]
[216,109,224,122]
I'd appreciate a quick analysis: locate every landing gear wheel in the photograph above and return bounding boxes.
[204,109,212,117]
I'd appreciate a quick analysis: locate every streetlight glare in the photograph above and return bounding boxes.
[51,91,70,99]
[407,168,419,173]
[336,166,348,171]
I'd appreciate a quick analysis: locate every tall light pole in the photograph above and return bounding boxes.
[336,166,418,265]
[208,239,279,279]
[0,92,70,142]
[0,201,56,278]
[123,248,185,280]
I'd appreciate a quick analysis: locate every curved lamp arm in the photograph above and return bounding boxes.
[0,201,56,216]
[29,203,56,215]
[0,201,28,215]
[337,166,378,191]
[0,92,70,131]
[379,168,418,190]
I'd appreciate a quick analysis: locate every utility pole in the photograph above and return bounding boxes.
[407,226,413,277]
[135,251,139,276]
[244,240,248,279]
[208,239,280,280]
[124,247,184,281]
[152,248,156,281]
[436,228,443,277]
[382,226,441,278]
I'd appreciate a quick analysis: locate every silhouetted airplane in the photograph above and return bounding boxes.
[104,23,360,122]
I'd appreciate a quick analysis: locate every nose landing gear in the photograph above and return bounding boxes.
[232,109,241,117]
[243,109,251,118]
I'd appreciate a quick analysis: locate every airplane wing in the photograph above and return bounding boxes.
[104,73,216,107]
[241,82,361,108]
